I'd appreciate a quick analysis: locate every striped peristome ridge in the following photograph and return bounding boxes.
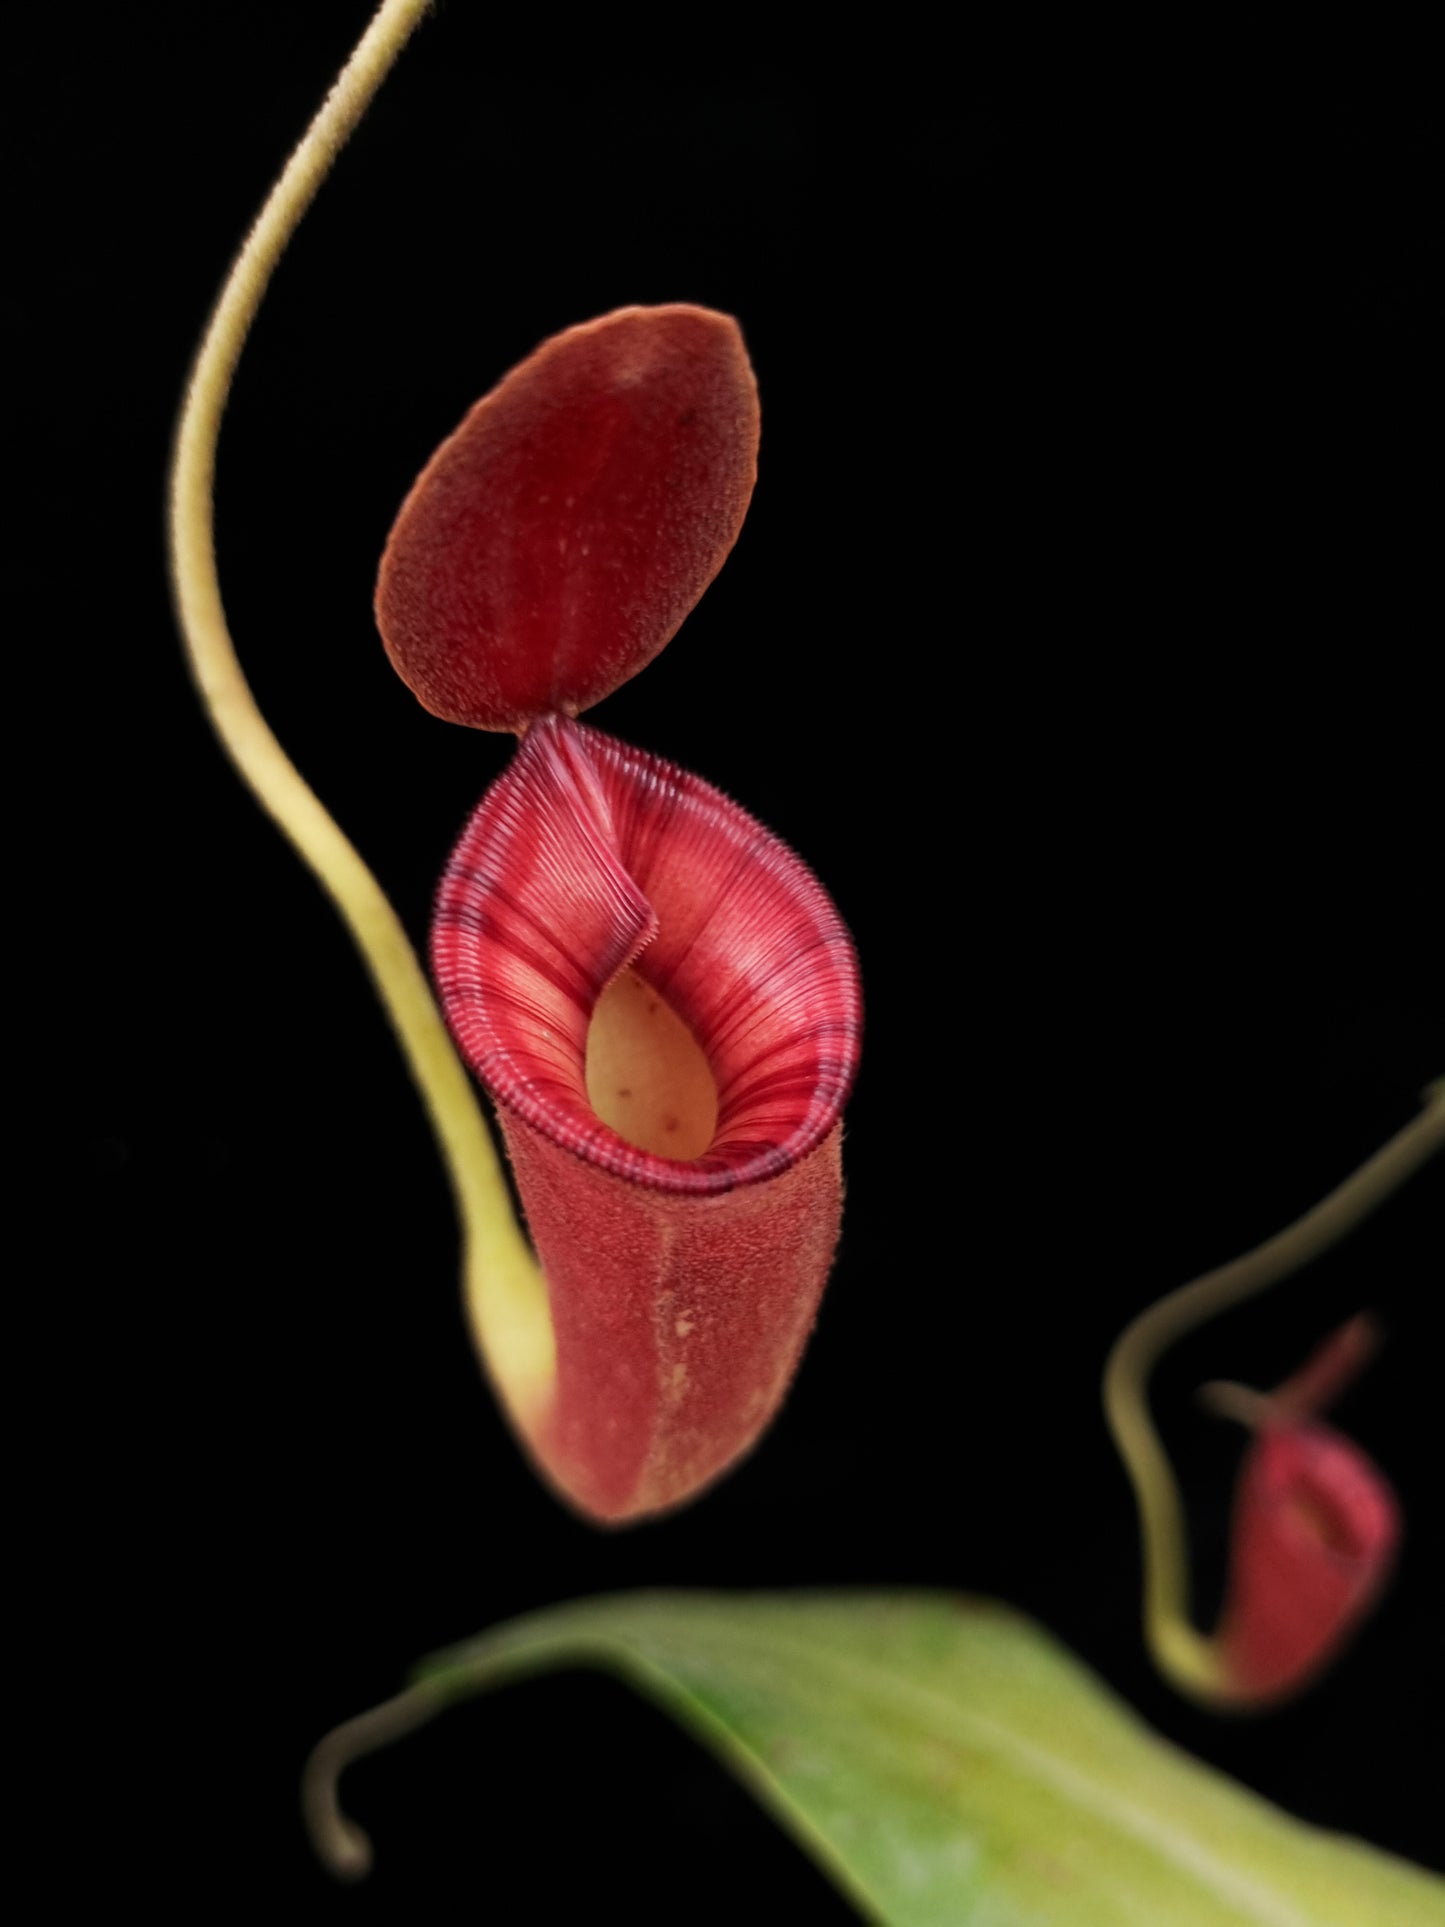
[431,713,862,1518]
[433,713,862,1194]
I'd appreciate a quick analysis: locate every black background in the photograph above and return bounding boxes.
[31,6,1441,1917]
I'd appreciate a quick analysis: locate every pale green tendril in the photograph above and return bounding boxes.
[167,0,555,1432]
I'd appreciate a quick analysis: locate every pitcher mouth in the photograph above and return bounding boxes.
[432,715,863,1195]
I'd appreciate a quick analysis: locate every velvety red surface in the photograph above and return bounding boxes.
[508,1119,844,1520]
[376,306,759,731]
[1217,1420,1400,1703]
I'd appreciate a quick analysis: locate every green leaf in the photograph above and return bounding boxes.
[400,1591,1441,1925]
